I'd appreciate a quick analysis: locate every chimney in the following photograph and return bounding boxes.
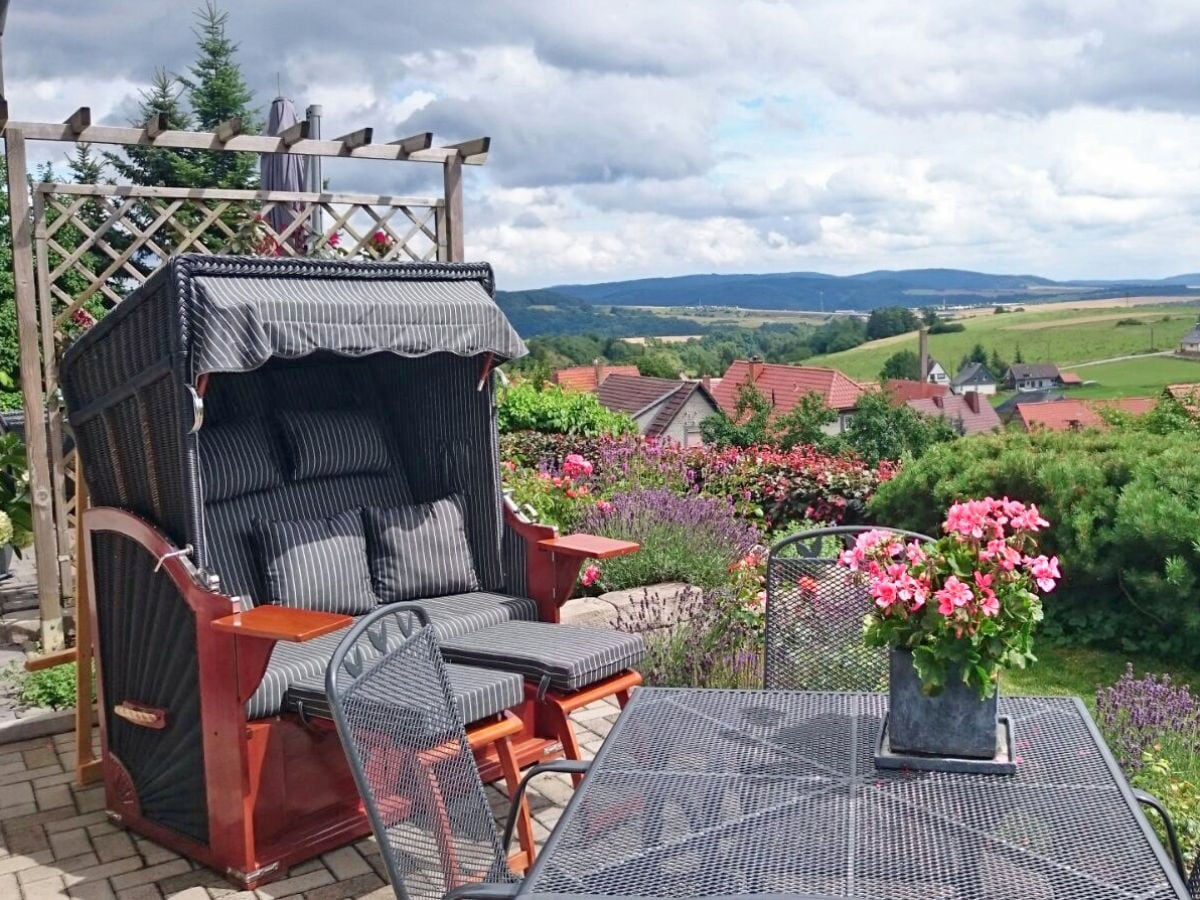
[918,327,930,382]
[964,391,980,414]
[748,355,764,383]
[701,376,712,392]
[593,357,604,387]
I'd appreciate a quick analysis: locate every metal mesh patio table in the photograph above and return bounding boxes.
[518,689,1189,899]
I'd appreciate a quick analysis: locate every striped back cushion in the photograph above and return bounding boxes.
[254,509,377,614]
[277,409,391,480]
[199,419,282,502]
[365,495,481,603]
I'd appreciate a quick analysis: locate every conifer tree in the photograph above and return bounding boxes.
[104,69,197,188]
[180,1,260,189]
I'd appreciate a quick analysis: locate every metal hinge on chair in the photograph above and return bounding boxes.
[153,545,193,573]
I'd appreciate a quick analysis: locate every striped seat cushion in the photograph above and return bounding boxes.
[245,592,538,719]
[439,621,646,694]
[285,664,523,726]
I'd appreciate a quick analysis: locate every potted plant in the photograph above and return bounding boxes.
[837,498,1060,759]
[0,431,34,576]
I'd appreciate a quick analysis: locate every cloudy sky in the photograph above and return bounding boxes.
[7,1,1200,289]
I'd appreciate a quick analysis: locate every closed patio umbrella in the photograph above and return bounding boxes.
[260,96,307,251]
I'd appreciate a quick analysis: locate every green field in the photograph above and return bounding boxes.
[1069,356,1200,399]
[808,305,1199,383]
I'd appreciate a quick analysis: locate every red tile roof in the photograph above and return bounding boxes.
[595,374,685,416]
[1165,383,1200,415]
[712,360,866,416]
[593,374,719,437]
[906,393,1001,435]
[1059,372,1083,385]
[884,379,949,405]
[552,364,640,392]
[1015,397,1155,432]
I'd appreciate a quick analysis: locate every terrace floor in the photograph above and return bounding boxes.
[0,699,620,899]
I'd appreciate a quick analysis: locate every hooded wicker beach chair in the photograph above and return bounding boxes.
[60,256,644,888]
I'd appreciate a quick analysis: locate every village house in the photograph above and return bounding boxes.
[1179,323,1200,358]
[926,359,950,385]
[1005,363,1063,392]
[552,359,640,392]
[1015,397,1155,432]
[950,362,997,396]
[908,391,1002,436]
[712,358,866,435]
[594,374,720,447]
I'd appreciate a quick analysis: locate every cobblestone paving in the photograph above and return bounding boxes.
[0,699,621,899]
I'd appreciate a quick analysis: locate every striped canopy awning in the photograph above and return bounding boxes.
[176,257,526,380]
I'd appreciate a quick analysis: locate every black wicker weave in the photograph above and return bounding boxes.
[58,256,529,855]
[764,526,935,692]
[518,688,1191,899]
[326,607,587,900]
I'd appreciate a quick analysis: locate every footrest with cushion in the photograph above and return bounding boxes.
[437,621,645,696]
[285,663,524,727]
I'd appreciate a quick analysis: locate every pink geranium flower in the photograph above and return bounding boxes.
[935,576,973,616]
[1027,555,1061,592]
[562,453,594,479]
[580,565,601,588]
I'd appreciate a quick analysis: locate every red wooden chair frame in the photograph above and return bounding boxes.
[83,504,635,888]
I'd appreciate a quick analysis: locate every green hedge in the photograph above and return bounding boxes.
[868,429,1200,657]
[497,383,635,437]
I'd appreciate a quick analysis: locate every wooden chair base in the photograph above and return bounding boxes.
[532,669,641,786]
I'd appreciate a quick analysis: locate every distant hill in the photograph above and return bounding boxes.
[538,269,1200,313]
[494,288,707,339]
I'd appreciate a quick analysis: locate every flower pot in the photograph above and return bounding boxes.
[887,648,998,759]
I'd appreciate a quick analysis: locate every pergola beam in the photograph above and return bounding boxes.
[64,106,91,136]
[143,111,168,139]
[388,132,432,156]
[445,136,491,164]
[213,116,243,144]
[334,127,372,151]
[4,121,489,164]
[279,119,307,147]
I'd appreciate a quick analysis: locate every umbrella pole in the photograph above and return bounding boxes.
[306,104,323,251]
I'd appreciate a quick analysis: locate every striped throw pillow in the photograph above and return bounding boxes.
[255,509,378,614]
[277,409,390,481]
[364,495,481,603]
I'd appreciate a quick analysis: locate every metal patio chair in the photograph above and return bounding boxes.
[764,525,935,691]
[327,605,588,900]
[1135,789,1200,897]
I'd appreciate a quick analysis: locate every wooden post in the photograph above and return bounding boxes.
[31,188,73,597]
[4,129,64,650]
[442,154,464,262]
[73,469,99,784]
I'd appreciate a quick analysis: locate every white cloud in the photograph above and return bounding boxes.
[6,1,1200,287]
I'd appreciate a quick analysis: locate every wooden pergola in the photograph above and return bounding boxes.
[1,10,490,780]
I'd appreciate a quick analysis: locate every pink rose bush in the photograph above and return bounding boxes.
[838,497,1060,697]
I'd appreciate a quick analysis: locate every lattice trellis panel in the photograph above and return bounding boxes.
[35,183,444,337]
[31,182,445,598]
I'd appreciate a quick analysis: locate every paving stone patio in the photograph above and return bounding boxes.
[0,698,621,899]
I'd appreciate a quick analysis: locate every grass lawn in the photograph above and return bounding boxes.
[1070,356,1200,399]
[1005,644,1200,708]
[808,304,1198,383]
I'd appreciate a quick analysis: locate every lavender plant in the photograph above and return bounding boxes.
[614,585,762,689]
[1096,665,1200,770]
[580,488,760,591]
[1096,665,1200,858]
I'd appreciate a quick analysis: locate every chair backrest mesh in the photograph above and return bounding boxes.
[764,526,934,691]
[327,614,515,900]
